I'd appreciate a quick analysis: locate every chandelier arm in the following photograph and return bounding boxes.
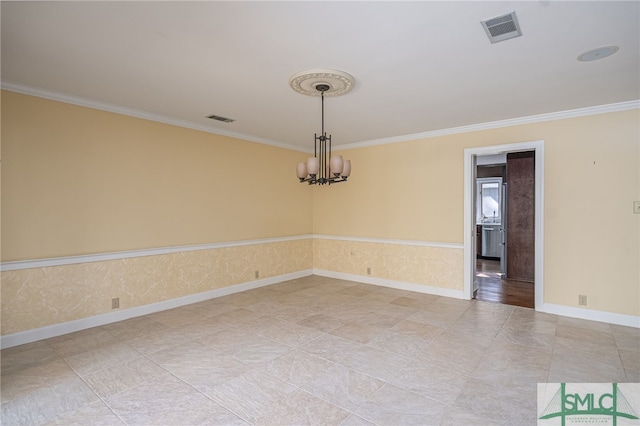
[321,91,326,182]
[314,133,318,167]
[320,135,324,182]
[326,87,330,180]
[328,134,332,182]
[324,136,328,182]
[321,90,325,138]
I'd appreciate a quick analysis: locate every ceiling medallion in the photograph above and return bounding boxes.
[290,69,355,185]
[288,69,355,97]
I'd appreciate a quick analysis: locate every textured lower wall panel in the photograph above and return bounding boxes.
[313,238,463,291]
[1,239,312,335]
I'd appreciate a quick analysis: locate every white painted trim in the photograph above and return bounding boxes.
[534,145,545,310]
[0,235,313,271]
[3,269,637,350]
[337,100,640,151]
[463,153,476,298]
[313,234,463,249]
[0,269,313,349]
[0,80,309,154]
[313,269,466,300]
[540,303,640,329]
[4,80,636,154]
[1,234,461,272]
[463,141,545,309]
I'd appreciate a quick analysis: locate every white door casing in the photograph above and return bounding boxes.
[463,140,544,309]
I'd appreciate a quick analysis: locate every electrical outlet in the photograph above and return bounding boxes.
[112,297,120,309]
[634,201,640,214]
[255,270,259,279]
[578,295,587,306]
[366,267,372,275]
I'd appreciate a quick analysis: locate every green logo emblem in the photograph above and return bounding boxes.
[539,383,639,425]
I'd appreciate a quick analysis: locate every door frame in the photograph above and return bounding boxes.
[463,140,544,309]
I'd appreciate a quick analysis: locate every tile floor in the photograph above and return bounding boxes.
[1,275,638,425]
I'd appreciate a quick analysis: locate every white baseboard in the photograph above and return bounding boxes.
[313,269,640,329]
[4,270,637,349]
[0,270,313,349]
[312,269,466,300]
[540,303,640,328]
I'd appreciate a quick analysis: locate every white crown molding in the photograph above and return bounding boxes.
[3,80,636,155]
[0,80,309,153]
[0,235,313,271]
[335,100,640,151]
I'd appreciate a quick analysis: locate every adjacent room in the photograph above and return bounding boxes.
[1,1,639,425]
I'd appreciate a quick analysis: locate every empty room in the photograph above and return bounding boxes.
[1,1,639,425]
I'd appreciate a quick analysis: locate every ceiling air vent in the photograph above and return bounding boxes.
[207,114,235,123]
[481,11,522,44]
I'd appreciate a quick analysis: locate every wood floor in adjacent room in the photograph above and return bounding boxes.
[475,258,535,309]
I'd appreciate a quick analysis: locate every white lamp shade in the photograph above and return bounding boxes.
[296,162,307,179]
[307,157,319,175]
[341,159,351,177]
[330,155,344,175]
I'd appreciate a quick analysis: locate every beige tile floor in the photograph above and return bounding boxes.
[2,275,639,425]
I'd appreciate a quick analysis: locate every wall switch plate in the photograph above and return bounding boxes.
[634,201,640,214]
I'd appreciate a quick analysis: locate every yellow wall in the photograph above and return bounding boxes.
[1,239,312,334]
[313,135,465,243]
[1,91,312,261]
[1,90,639,338]
[313,238,463,291]
[316,110,640,316]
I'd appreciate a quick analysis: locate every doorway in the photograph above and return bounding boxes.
[463,141,544,310]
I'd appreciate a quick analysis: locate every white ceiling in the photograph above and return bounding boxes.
[2,1,639,151]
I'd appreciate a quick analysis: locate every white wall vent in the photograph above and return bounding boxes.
[481,11,522,44]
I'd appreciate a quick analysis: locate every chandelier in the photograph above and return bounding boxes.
[289,69,355,185]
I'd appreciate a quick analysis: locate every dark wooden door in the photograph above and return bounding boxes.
[506,151,535,282]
